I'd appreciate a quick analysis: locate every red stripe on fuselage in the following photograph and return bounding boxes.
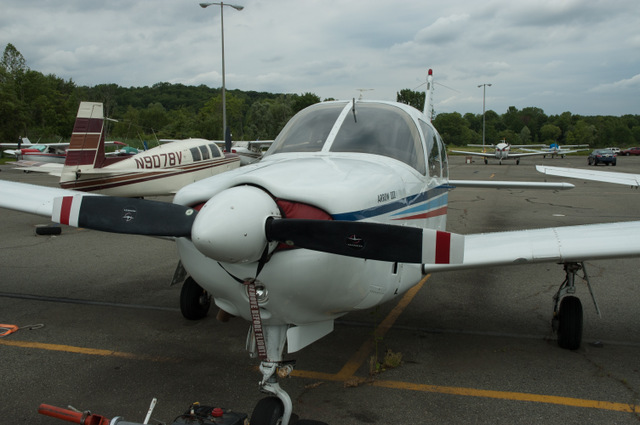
[391,205,448,221]
[435,231,451,264]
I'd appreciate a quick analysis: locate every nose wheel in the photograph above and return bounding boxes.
[180,276,211,320]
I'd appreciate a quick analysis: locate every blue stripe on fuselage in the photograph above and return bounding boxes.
[332,185,450,221]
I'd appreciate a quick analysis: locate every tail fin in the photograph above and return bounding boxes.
[64,102,106,169]
[423,69,434,121]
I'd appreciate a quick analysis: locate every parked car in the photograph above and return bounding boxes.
[621,147,640,156]
[607,147,621,155]
[588,149,617,166]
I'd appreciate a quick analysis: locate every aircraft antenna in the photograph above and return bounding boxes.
[356,88,373,100]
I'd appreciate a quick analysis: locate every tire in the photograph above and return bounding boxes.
[557,296,583,350]
[180,277,211,320]
[250,397,284,425]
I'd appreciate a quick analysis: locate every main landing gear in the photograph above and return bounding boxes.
[551,262,600,350]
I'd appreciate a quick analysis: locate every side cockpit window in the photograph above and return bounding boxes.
[330,104,426,175]
[419,120,443,178]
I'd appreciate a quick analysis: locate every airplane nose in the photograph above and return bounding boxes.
[191,185,281,263]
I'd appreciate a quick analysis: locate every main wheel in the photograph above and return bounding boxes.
[251,397,284,425]
[557,296,583,350]
[180,277,211,320]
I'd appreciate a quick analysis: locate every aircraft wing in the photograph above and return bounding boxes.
[424,220,640,273]
[449,179,574,190]
[13,161,63,176]
[536,165,640,187]
[450,150,496,159]
[505,151,550,158]
[249,140,274,148]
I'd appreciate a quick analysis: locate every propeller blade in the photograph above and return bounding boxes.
[52,195,196,236]
[266,219,464,264]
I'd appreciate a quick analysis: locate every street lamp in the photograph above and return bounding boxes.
[477,83,492,152]
[200,2,244,152]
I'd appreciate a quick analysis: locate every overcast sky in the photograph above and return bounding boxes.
[2,0,638,116]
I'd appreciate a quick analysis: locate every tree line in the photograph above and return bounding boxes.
[2,43,639,151]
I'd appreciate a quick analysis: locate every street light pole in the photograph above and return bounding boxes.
[200,2,244,152]
[477,83,491,152]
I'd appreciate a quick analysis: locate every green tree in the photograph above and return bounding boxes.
[540,124,562,144]
[519,126,532,144]
[397,89,426,111]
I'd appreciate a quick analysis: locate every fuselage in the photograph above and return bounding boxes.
[59,139,240,196]
[493,142,511,160]
[173,101,451,331]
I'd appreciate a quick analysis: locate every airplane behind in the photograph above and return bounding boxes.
[2,137,69,163]
[451,140,549,165]
[12,102,242,197]
[520,143,590,158]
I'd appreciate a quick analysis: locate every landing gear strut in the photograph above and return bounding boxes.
[551,262,600,350]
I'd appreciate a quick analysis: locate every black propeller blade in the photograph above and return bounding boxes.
[266,218,425,263]
[53,195,196,236]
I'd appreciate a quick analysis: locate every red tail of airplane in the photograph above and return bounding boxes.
[64,102,107,169]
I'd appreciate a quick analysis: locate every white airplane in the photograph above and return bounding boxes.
[520,143,590,158]
[537,165,640,188]
[451,140,549,165]
[2,70,640,425]
[12,102,241,197]
[225,140,274,165]
[1,137,69,163]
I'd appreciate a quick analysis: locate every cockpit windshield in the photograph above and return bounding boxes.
[265,102,345,154]
[329,103,425,175]
[264,101,427,175]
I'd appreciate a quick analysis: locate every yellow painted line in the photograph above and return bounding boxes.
[293,365,640,413]
[292,272,640,414]
[334,275,430,380]
[372,379,640,413]
[0,339,175,362]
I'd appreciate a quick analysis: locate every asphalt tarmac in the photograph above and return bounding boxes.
[1,154,640,424]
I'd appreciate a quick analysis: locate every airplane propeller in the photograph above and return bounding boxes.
[52,187,463,265]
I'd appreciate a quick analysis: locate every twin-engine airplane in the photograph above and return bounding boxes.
[451,140,549,165]
[2,70,640,425]
[11,102,241,197]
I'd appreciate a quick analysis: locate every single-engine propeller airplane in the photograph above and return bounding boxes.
[2,70,640,425]
[451,140,550,165]
[521,143,590,158]
[11,102,241,197]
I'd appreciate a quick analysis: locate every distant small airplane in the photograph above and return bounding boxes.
[222,140,274,165]
[1,138,68,163]
[520,143,590,158]
[451,140,548,165]
[13,102,241,197]
[536,165,640,188]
